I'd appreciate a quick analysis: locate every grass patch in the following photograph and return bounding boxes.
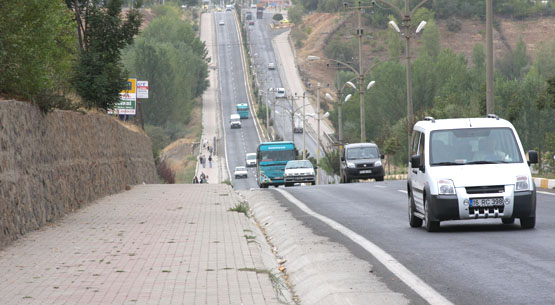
[244,235,256,240]
[222,179,233,186]
[228,202,249,216]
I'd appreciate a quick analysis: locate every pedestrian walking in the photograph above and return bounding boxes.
[192,176,199,184]
[201,154,206,168]
[209,155,213,168]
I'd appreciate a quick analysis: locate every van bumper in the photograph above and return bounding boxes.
[428,190,536,221]
[512,190,536,218]
[428,195,460,221]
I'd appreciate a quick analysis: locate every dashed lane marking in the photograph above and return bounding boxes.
[275,189,453,305]
[374,185,385,188]
[398,190,408,194]
[538,191,555,196]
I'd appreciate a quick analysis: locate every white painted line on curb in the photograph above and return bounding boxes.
[275,188,453,305]
[538,191,555,196]
[398,190,408,194]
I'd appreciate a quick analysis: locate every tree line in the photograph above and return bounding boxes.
[0,0,141,112]
[316,9,555,175]
[1,1,209,162]
[122,4,209,157]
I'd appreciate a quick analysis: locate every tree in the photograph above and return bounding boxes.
[66,0,142,110]
[123,6,208,139]
[0,0,75,109]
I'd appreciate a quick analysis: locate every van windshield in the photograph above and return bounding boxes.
[429,127,523,165]
[346,147,379,159]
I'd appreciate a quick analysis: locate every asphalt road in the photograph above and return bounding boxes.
[214,11,259,189]
[247,10,319,161]
[274,181,555,305]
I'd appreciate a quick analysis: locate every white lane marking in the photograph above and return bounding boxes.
[374,185,385,188]
[538,191,555,196]
[398,190,408,194]
[275,188,453,305]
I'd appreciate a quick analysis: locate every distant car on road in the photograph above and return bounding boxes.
[341,142,384,183]
[267,62,275,70]
[275,87,286,99]
[219,20,225,25]
[249,20,255,25]
[284,160,316,186]
[234,166,248,178]
[246,153,257,167]
[230,114,241,128]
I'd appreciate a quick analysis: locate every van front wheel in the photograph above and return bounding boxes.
[408,193,422,228]
[424,198,440,232]
[520,217,535,229]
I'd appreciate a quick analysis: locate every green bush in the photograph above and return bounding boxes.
[446,17,462,32]
[273,13,283,21]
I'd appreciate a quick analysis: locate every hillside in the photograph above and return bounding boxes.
[295,13,555,104]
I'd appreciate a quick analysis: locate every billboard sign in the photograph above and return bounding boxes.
[137,81,149,99]
[109,78,136,115]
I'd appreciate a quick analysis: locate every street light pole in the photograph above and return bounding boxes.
[383,0,428,159]
[302,92,306,159]
[486,0,494,113]
[316,83,321,183]
[357,3,366,142]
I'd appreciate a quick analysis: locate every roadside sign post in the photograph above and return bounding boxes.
[136,81,149,130]
[109,78,137,117]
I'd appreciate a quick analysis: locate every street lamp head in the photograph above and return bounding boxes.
[367,80,376,90]
[344,94,353,103]
[323,112,330,118]
[416,21,427,34]
[307,55,320,61]
[346,81,357,90]
[388,20,401,33]
[325,93,334,101]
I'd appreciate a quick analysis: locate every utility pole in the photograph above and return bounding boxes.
[486,0,494,114]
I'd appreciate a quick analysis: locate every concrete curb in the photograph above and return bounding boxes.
[244,189,409,305]
[533,177,555,189]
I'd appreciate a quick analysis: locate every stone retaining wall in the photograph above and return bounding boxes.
[0,100,157,248]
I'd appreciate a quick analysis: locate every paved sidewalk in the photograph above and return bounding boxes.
[0,184,284,304]
[195,12,226,184]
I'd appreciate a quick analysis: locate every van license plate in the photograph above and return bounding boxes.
[470,197,504,207]
[360,170,372,174]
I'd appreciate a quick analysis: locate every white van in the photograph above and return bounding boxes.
[230,114,241,128]
[275,88,286,99]
[407,115,538,232]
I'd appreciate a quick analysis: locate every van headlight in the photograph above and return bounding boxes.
[347,162,356,168]
[515,175,529,191]
[374,160,382,167]
[438,179,456,195]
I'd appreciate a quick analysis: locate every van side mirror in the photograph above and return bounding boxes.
[410,155,421,169]
[341,156,345,162]
[380,154,384,160]
[528,150,538,165]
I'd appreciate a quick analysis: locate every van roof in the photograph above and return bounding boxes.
[414,117,515,132]
[345,142,377,149]
[230,113,240,118]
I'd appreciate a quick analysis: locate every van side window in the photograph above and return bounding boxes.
[418,133,425,166]
[411,131,421,156]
